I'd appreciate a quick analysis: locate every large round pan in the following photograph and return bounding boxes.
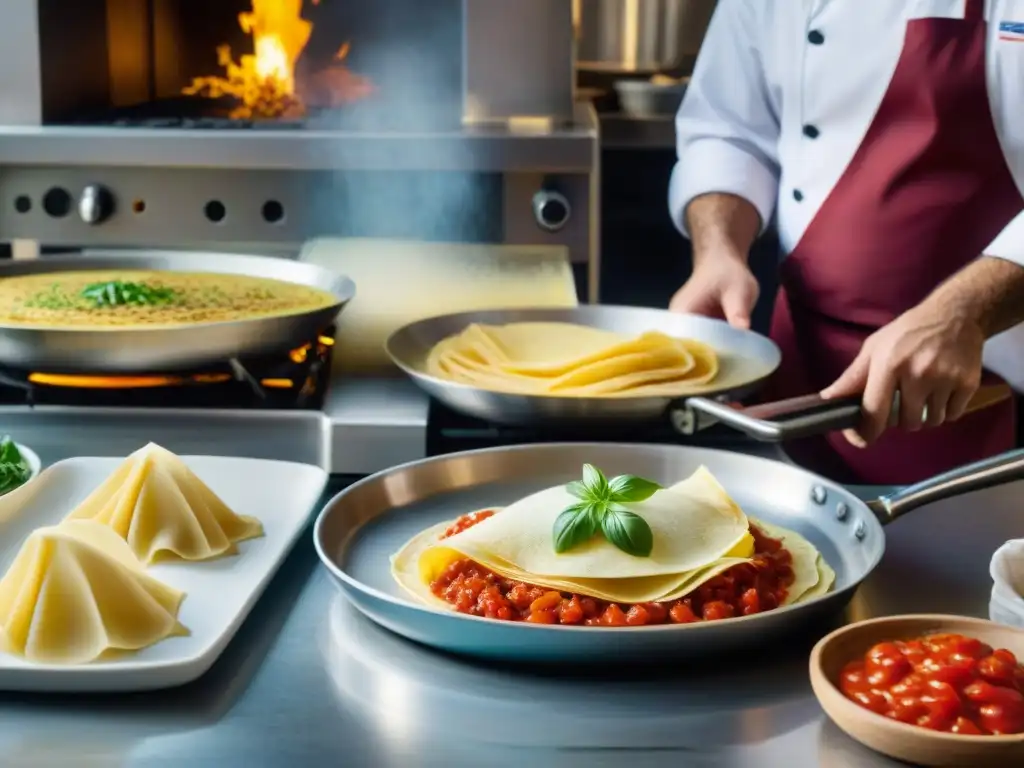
[314,443,1024,663]
[385,306,781,426]
[0,251,355,372]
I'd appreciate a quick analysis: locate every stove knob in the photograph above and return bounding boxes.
[78,184,115,225]
[532,190,571,232]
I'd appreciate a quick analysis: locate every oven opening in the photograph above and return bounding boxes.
[38,0,462,130]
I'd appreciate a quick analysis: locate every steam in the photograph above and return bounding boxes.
[304,0,486,244]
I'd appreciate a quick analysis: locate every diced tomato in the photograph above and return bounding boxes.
[839,631,1024,736]
[599,604,628,626]
[669,602,699,624]
[558,596,584,625]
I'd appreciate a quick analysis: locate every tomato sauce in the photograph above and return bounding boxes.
[430,510,795,626]
[839,633,1024,735]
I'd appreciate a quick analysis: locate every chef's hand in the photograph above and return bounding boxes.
[819,303,985,447]
[669,255,760,330]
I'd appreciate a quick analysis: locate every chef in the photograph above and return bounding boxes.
[668,0,1024,484]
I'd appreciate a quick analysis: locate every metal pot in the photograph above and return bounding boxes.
[574,0,717,74]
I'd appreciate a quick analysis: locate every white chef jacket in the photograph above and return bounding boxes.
[668,0,1024,391]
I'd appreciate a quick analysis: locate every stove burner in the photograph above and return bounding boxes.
[424,399,767,456]
[0,329,335,410]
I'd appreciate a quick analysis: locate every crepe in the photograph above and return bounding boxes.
[749,518,836,605]
[391,466,834,610]
[65,443,263,564]
[0,520,187,664]
[392,517,751,607]
[0,269,337,329]
[396,466,758,605]
[425,322,719,397]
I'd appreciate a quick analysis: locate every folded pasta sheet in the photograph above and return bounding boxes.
[426,322,719,397]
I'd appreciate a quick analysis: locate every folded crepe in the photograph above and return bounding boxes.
[425,322,719,397]
[0,520,187,664]
[392,466,835,607]
[65,443,263,565]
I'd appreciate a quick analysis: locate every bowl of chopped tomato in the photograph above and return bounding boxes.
[809,615,1024,767]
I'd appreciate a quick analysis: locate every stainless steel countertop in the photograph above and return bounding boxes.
[0,474,1020,768]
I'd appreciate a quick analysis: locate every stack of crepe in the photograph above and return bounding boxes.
[392,467,835,609]
[0,443,264,664]
[425,322,720,397]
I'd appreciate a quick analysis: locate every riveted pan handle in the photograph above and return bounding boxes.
[683,394,862,441]
[685,385,1013,442]
[868,448,1024,525]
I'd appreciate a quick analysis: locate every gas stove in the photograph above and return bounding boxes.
[0,328,335,410]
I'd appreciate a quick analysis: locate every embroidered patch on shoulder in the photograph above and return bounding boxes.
[999,21,1024,41]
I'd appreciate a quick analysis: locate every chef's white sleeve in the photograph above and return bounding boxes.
[668,0,781,238]
[981,211,1024,392]
[984,210,1024,267]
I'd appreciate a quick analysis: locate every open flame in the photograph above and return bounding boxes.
[27,336,335,391]
[183,0,372,119]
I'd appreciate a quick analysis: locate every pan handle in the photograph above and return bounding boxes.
[867,448,1024,525]
[686,385,1013,442]
[684,394,862,442]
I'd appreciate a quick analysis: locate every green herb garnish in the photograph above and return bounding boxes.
[0,436,30,495]
[80,281,178,307]
[552,464,660,557]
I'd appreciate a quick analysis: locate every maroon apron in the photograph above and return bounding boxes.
[766,0,1020,485]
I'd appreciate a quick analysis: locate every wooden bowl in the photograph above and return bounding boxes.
[809,614,1024,767]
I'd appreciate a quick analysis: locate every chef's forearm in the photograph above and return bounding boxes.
[924,256,1024,338]
[684,193,761,267]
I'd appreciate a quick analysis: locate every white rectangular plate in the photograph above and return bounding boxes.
[0,454,328,692]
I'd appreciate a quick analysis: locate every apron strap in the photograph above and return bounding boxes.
[965,0,985,23]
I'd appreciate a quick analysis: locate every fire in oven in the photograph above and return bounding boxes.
[40,0,461,131]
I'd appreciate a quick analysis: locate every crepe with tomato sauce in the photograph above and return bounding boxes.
[391,467,835,614]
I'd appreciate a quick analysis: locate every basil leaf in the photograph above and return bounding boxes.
[552,503,598,553]
[600,507,654,557]
[565,480,592,501]
[587,500,608,524]
[581,463,608,498]
[0,460,29,495]
[607,474,661,503]
[81,281,177,308]
[0,437,21,465]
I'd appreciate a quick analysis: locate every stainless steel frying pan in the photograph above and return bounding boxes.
[385,306,781,429]
[0,251,355,372]
[314,442,1024,663]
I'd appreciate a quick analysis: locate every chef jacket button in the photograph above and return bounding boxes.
[808,30,825,45]
[793,189,804,202]
[803,124,820,139]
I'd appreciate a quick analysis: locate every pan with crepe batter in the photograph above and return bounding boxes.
[0,251,355,372]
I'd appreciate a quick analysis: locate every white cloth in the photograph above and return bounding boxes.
[989,538,1024,629]
[669,0,1024,389]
